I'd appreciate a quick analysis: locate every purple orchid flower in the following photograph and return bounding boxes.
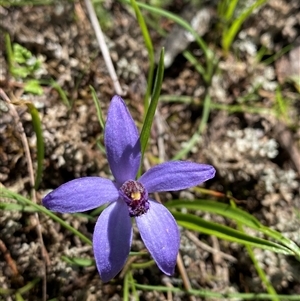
[43,95,216,282]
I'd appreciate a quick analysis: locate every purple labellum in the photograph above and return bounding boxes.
[119,180,149,217]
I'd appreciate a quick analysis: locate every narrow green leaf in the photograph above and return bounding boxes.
[183,50,205,75]
[90,85,105,129]
[50,80,71,108]
[167,200,300,257]
[123,271,130,301]
[122,0,216,84]
[139,48,164,159]
[151,48,165,108]
[128,0,210,61]
[172,131,200,160]
[245,244,279,300]
[61,256,94,267]
[172,212,293,255]
[131,283,300,300]
[15,293,25,301]
[17,279,40,295]
[275,86,288,122]
[130,0,154,112]
[232,201,279,301]
[128,251,148,256]
[289,75,300,93]
[5,33,14,73]
[222,0,267,52]
[166,200,262,228]
[224,0,239,21]
[199,92,211,133]
[0,202,37,212]
[1,188,92,246]
[0,0,54,6]
[262,44,293,65]
[96,134,106,154]
[26,103,44,189]
[128,271,139,301]
[131,260,155,269]
[210,102,275,115]
[0,287,14,295]
[172,92,211,160]
[159,95,193,104]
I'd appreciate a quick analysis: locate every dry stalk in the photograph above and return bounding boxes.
[186,231,237,263]
[176,252,196,301]
[84,0,123,96]
[0,88,48,301]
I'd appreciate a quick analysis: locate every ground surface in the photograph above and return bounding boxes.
[0,1,300,300]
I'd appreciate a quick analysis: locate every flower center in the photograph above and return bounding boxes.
[119,180,149,217]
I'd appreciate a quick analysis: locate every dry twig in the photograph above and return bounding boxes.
[0,88,49,301]
[186,231,237,263]
[0,238,19,277]
[84,0,123,95]
[176,252,196,301]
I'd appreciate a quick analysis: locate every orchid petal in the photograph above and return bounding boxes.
[136,200,180,275]
[93,200,132,282]
[42,177,118,213]
[105,96,141,185]
[140,161,215,193]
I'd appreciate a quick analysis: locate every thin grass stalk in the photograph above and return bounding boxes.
[231,200,280,301]
[131,283,300,300]
[130,0,155,113]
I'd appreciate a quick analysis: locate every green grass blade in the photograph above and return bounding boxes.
[167,200,261,228]
[17,278,40,295]
[159,95,194,104]
[0,202,37,212]
[199,92,211,133]
[131,260,155,269]
[210,102,274,115]
[246,244,279,300]
[0,0,53,6]
[183,50,205,76]
[26,103,44,189]
[222,0,267,52]
[130,0,154,112]
[123,271,130,301]
[275,85,289,122]
[262,44,293,65]
[131,283,300,300]
[61,256,94,267]
[5,33,14,74]
[166,200,300,257]
[1,188,92,246]
[232,200,279,301]
[50,80,71,109]
[159,94,274,116]
[90,85,105,129]
[122,0,211,62]
[172,131,200,160]
[151,48,165,108]
[122,0,216,84]
[172,93,211,160]
[128,272,139,301]
[0,288,14,295]
[224,0,239,21]
[15,293,25,301]
[139,48,164,159]
[172,211,293,255]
